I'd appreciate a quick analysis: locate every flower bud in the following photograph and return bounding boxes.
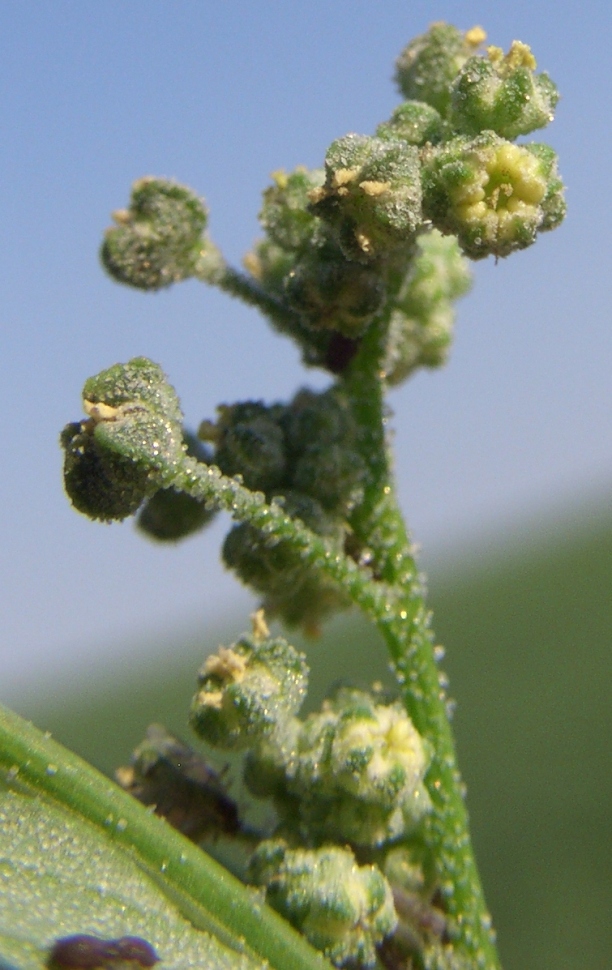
[137,487,216,542]
[61,358,184,521]
[422,132,566,259]
[200,401,288,494]
[222,492,350,632]
[283,387,356,457]
[292,442,366,516]
[382,230,471,385]
[284,245,386,338]
[286,688,431,847]
[101,177,209,290]
[61,421,151,522]
[189,627,308,750]
[259,167,325,251]
[376,101,448,147]
[329,692,430,809]
[450,42,559,140]
[395,23,486,117]
[283,387,367,515]
[249,840,397,968]
[308,135,422,262]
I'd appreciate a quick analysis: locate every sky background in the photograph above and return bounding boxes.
[2,0,611,698]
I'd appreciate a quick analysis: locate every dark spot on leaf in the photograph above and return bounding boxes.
[48,935,159,970]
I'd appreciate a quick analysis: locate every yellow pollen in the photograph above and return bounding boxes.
[203,646,247,683]
[465,26,487,47]
[332,168,359,189]
[359,180,391,197]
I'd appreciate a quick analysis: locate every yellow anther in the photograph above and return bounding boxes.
[465,25,486,47]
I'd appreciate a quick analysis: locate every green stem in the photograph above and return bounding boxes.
[342,318,501,969]
[198,259,306,335]
[0,704,333,970]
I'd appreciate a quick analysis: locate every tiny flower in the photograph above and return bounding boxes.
[259,166,325,251]
[190,625,308,749]
[395,22,487,117]
[450,40,559,140]
[249,840,397,968]
[200,400,288,494]
[101,177,212,290]
[309,135,422,262]
[422,132,566,259]
[382,230,471,385]
[376,101,448,147]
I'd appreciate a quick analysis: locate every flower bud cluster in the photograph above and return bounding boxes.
[382,229,471,385]
[238,22,565,382]
[199,387,367,630]
[188,619,438,967]
[101,178,219,290]
[249,840,397,968]
[61,358,185,521]
[245,167,388,371]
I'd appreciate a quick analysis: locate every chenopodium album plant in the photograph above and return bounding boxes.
[4,22,566,970]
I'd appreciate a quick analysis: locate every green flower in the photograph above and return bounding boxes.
[222,492,350,633]
[200,400,289,494]
[190,620,308,750]
[395,22,487,117]
[382,230,471,384]
[422,132,566,259]
[450,41,559,140]
[284,244,386,338]
[376,101,448,147]
[101,177,215,290]
[258,167,325,252]
[309,135,422,262]
[61,358,184,521]
[249,840,397,968]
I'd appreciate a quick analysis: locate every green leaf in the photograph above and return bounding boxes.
[0,782,260,970]
[0,705,332,970]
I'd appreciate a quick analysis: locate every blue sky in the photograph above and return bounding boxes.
[2,1,611,697]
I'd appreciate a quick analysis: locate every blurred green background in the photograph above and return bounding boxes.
[11,502,612,970]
